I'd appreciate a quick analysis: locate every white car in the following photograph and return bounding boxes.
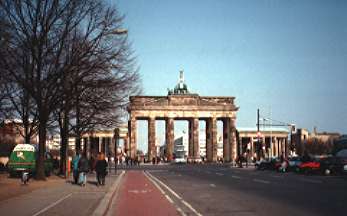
[174,158,187,163]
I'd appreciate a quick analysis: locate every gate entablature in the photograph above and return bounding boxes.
[129,95,238,118]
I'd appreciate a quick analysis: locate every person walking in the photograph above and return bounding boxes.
[95,152,108,186]
[72,151,81,184]
[78,153,89,187]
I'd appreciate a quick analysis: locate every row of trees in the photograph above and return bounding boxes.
[304,137,336,155]
[0,0,141,179]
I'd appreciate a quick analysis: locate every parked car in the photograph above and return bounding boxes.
[336,149,347,174]
[7,144,53,177]
[297,158,321,174]
[287,156,302,172]
[256,158,281,171]
[320,149,347,175]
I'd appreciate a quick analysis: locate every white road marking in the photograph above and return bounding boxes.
[32,193,72,216]
[128,189,152,194]
[176,207,187,216]
[253,179,270,184]
[148,169,168,173]
[216,172,224,176]
[300,178,323,184]
[146,171,203,216]
[270,175,283,178]
[144,171,186,216]
[231,175,241,179]
[210,184,216,188]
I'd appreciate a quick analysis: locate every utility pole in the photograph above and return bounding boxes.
[257,109,260,160]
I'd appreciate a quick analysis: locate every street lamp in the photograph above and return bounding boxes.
[110,28,128,35]
[262,118,272,159]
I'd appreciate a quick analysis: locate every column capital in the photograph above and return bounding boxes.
[148,116,156,120]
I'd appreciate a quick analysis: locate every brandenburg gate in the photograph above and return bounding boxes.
[127,71,239,163]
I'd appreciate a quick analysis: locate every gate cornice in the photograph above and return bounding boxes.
[128,95,239,113]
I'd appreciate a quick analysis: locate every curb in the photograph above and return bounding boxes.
[92,170,125,216]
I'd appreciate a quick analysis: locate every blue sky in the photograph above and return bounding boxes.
[114,0,347,141]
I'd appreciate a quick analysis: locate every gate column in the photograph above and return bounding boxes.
[148,117,156,162]
[206,117,217,162]
[129,116,137,159]
[189,118,199,162]
[165,118,174,162]
[230,118,237,162]
[223,118,231,162]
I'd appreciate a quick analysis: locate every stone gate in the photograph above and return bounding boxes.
[127,71,239,163]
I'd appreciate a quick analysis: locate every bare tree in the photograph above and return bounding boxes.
[0,0,140,180]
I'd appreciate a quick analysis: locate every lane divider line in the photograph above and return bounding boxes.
[253,179,270,184]
[32,193,72,216]
[231,175,241,179]
[144,171,186,216]
[299,179,323,184]
[216,172,224,176]
[146,171,203,216]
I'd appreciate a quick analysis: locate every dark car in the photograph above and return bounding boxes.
[320,149,347,175]
[256,158,281,171]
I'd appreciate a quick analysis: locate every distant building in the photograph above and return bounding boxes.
[0,119,39,159]
[172,127,290,161]
[238,127,290,160]
[0,119,38,145]
[291,127,340,156]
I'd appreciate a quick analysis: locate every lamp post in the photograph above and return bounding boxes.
[262,117,272,159]
[109,28,128,36]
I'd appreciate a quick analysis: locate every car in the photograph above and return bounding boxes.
[256,158,281,171]
[173,157,186,164]
[287,156,302,172]
[336,149,347,174]
[320,149,347,175]
[297,158,320,174]
[7,144,53,177]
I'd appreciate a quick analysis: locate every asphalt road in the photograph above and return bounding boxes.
[120,164,347,216]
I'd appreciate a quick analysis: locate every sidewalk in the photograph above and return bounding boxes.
[108,170,179,216]
[0,173,64,202]
[0,172,122,216]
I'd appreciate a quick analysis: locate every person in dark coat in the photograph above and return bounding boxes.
[95,152,108,186]
[72,151,81,184]
[78,153,89,187]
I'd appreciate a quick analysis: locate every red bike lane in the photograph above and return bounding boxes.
[112,170,179,216]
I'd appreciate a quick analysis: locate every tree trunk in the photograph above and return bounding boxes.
[59,111,69,176]
[76,135,81,153]
[23,91,31,144]
[75,98,81,152]
[35,118,46,180]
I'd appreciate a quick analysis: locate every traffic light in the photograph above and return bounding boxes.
[291,124,296,133]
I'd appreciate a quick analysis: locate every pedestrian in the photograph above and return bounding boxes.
[78,153,89,187]
[89,155,96,173]
[125,156,129,166]
[95,152,108,186]
[72,151,81,184]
